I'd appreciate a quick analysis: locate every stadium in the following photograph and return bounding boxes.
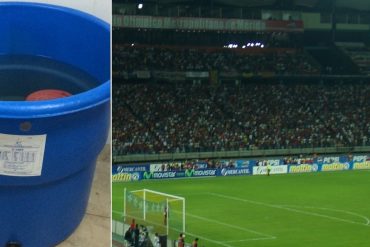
[112,0,370,246]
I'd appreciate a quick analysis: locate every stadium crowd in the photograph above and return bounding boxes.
[149,156,314,171]
[113,81,370,155]
[113,45,319,75]
[124,221,151,247]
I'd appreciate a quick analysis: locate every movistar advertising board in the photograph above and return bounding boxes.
[185,169,218,177]
[142,171,185,179]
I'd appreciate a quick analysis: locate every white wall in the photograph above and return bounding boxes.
[0,0,111,23]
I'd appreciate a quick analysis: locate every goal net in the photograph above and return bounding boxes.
[124,188,185,239]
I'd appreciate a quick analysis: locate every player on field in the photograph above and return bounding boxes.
[267,162,272,176]
[164,206,168,225]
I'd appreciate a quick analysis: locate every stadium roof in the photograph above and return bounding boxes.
[115,0,370,11]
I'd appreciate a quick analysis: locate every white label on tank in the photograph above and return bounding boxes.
[0,133,46,177]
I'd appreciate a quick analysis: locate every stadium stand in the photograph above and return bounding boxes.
[113,80,370,155]
[113,45,319,75]
[112,0,370,157]
[336,42,370,75]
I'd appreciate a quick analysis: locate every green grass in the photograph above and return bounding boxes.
[112,170,370,247]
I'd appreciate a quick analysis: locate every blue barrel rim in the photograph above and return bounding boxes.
[0,2,110,119]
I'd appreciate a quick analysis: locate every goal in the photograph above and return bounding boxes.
[124,188,185,239]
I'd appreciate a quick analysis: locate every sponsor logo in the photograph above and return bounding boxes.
[116,165,148,173]
[143,171,153,179]
[321,163,349,171]
[152,172,177,179]
[221,168,228,176]
[353,156,367,163]
[186,169,217,177]
[253,165,288,175]
[194,169,216,176]
[150,164,163,172]
[255,166,267,174]
[323,157,340,164]
[353,161,370,170]
[272,166,287,173]
[185,169,194,177]
[221,168,249,176]
[289,164,314,173]
[112,172,140,182]
[143,171,182,179]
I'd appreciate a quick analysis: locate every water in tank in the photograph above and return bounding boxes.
[0,55,99,101]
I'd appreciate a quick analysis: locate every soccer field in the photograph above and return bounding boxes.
[112,170,370,247]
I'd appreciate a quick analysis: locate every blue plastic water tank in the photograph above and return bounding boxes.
[0,3,110,246]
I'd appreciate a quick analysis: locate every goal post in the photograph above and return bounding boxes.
[166,197,186,236]
[124,188,185,239]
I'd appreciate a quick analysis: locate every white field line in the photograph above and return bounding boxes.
[112,210,124,217]
[223,237,277,243]
[208,192,370,227]
[186,212,276,238]
[184,232,235,247]
[278,205,370,226]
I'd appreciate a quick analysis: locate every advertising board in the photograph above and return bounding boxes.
[253,165,288,175]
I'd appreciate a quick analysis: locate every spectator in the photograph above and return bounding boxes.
[192,238,199,247]
[124,228,133,246]
[154,233,161,247]
[113,45,319,75]
[113,80,370,154]
[178,233,185,247]
[130,219,136,230]
[134,224,140,247]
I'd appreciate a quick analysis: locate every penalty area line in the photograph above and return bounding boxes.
[278,205,370,226]
[223,236,276,243]
[186,212,276,239]
[208,192,370,228]
[184,232,235,247]
[185,232,276,247]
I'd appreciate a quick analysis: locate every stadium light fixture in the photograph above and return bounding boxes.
[138,3,143,9]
